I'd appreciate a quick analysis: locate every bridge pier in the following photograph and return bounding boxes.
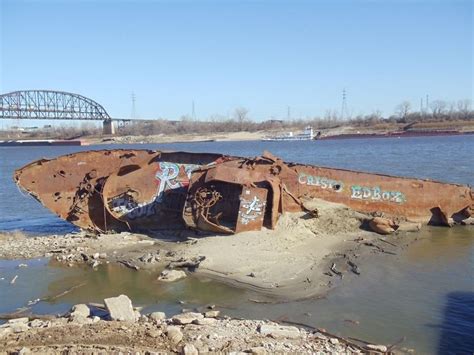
[102,120,115,135]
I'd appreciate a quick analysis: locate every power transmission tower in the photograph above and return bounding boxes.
[287,106,291,120]
[131,92,136,119]
[192,100,196,120]
[340,88,348,121]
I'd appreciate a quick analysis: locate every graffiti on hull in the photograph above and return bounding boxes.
[110,162,200,220]
[350,185,405,204]
[298,173,344,192]
[298,173,406,204]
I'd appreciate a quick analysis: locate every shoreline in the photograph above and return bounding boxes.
[0,201,464,353]
[0,200,421,301]
[0,295,389,354]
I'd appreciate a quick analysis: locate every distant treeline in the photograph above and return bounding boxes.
[8,99,474,138]
[118,100,474,136]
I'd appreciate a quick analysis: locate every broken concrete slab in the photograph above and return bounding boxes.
[172,312,204,325]
[258,324,300,339]
[70,304,90,318]
[104,294,138,322]
[158,269,186,282]
[166,326,183,345]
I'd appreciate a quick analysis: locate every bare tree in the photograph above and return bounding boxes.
[457,99,472,119]
[429,100,447,118]
[234,107,249,129]
[395,101,411,119]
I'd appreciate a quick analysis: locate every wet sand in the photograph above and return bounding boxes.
[0,199,419,300]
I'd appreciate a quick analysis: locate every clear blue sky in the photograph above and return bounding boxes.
[1,0,472,121]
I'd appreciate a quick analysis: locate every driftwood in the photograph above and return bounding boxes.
[117,260,140,270]
[379,238,397,247]
[168,256,205,270]
[45,282,87,301]
[347,260,361,275]
[362,242,397,255]
[330,263,343,277]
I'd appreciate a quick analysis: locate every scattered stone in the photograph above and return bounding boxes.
[29,319,46,328]
[461,217,474,225]
[182,343,198,355]
[193,317,217,325]
[17,263,28,268]
[18,347,30,354]
[145,329,162,338]
[158,269,187,282]
[10,322,29,333]
[172,312,204,325]
[250,346,267,354]
[149,311,166,322]
[139,252,160,263]
[104,294,139,322]
[8,317,29,324]
[330,338,339,345]
[258,324,300,339]
[166,326,183,344]
[204,310,220,318]
[70,304,90,318]
[366,344,388,352]
[0,328,11,337]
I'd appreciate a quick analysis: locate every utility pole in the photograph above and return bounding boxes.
[131,92,136,119]
[341,88,347,121]
[192,100,196,120]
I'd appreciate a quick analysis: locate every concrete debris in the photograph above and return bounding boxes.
[71,304,90,318]
[149,311,166,322]
[104,294,139,322]
[258,324,300,339]
[366,344,388,352]
[204,310,220,318]
[158,269,187,282]
[172,312,204,325]
[182,343,199,355]
[166,326,183,344]
[8,318,29,324]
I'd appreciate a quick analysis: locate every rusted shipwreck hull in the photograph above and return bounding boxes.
[14,149,473,234]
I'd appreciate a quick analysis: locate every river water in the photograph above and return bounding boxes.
[0,136,473,354]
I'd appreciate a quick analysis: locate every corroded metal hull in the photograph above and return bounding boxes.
[14,149,473,233]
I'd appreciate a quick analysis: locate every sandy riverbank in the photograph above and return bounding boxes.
[0,199,420,300]
[79,120,474,145]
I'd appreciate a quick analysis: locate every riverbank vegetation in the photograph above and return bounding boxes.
[1,99,473,140]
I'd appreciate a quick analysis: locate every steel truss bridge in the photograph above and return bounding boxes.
[0,90,112,121]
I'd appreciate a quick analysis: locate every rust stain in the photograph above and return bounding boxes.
[14,149,474,234]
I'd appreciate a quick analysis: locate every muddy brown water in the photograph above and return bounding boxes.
[0,136,473,354]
